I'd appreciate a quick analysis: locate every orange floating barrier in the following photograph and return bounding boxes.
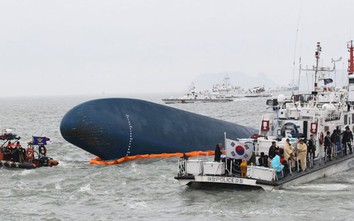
[89,150,215,165]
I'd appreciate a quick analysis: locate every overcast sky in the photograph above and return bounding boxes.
[0,0,353,97]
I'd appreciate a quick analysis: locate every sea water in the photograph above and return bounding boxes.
[0,95,353,221]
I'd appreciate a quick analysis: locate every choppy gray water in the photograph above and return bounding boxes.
[0,95,354,221]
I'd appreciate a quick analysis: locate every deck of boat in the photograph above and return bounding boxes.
[175,153,354,190]
[255,154,353,186]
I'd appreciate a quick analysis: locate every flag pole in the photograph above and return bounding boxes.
[224,132,230,175]
[224,132,227,149]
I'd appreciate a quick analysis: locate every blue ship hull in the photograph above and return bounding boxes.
[60,98,257,161]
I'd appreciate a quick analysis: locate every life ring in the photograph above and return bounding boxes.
[261,120,270,131]
[26,147,34,160]
[39,145,47,156]
[318,132,324,145]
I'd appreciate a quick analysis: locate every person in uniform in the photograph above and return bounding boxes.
[324,131,332,161]
[214,143,222,162]
[307,134,316,160]
[39,157,59,167]
[2,142,11,160]
[330,130,338,158]
[297,139,307,171]
[7,141,14,148]
[334,129,341,156]
[342,126,353,155]
[9,141,19,162]
[258,152,268,167]
[181,153,189,160]
[268,141,278,160]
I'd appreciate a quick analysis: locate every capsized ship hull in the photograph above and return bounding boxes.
[60,98,257,162]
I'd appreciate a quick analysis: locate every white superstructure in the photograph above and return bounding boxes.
[175,41,354,190]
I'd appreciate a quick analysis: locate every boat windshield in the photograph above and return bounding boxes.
[291,94,312,103]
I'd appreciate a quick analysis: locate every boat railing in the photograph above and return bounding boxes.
[178,157,279,181]
[178,160,188,176]
[307,152,314,169]
[177,149,348,181]
[179,159,228,176]
[225,159,233,175]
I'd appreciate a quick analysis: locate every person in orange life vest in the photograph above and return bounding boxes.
[7,141,14,148]
[9,141,21,162]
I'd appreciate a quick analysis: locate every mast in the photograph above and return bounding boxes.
[347,40,354,104]
[314,42,322,91]
[331,57,342,87]
[348,40,354,75]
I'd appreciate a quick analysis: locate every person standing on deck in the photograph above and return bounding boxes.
[307,134,316,160]
[335,129,341,156]
[284,139,295,168]
[268,141,277,160]
[342,126,353,155]
[297,139,307,171]
[324,131,332,161]
[214,143,222,162]
[330,130,336,158]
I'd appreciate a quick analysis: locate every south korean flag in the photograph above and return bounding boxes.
[225,138,254,161]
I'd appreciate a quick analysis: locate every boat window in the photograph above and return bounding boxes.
[281,122,299,138]
[349,78,354,84]
[303,94,312,102]
[292,94,311,103]
[344,115,348,125]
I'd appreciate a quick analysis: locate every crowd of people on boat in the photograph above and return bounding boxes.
[178,126,354,180]
[1,141,27,162]
[0,140,58,167]
[255,126,354,177]
[208,126,354,179]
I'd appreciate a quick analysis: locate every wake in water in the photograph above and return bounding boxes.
[287,183,350,191]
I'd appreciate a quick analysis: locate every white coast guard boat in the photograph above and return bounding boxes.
[175,41,354,191]
[162,82,234,104]
[244,86,272,97]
